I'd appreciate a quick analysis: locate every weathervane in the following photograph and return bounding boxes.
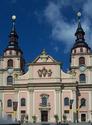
[11,15,16,31]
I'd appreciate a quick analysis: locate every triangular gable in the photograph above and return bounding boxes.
[31,49,60,64]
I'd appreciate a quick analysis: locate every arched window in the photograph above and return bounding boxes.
[80,98,86,106]
[79,74,86,83]
[7,59,13,67]
[79,57,85,65]
[80,47,83,52]
[74,49,76,54]
[7,99,12,107]
[64,97,69,106]
[21,98,26,106]
[42,96,47,106]
[7,76,13,85]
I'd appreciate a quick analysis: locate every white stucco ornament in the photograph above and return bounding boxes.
[12,15,16,20]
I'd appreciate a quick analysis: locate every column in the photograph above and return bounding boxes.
[28,88,34,122]
[55,88,62,122]
[72,89,76,123]
[0,99,2,118]
[0,90,3,118]
[60,89,62,122]
[14,89,19,120]
[90,90,92,122]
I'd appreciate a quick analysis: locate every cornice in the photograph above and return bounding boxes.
[28,62,61,66]
[71,53,92,56]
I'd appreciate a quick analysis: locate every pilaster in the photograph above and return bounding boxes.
[14,88,19,120]
[0,91,3,118]
[90,90,92,122]
[72,89,76,122]
[28,88,34,122]
[55,88,62,122]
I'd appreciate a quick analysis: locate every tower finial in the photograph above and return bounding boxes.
[11,15,16,31]
[12,15,16,21]
[77,12,81,28]
[77,12,81,20]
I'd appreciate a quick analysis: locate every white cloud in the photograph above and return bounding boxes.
[83,0,92,19]
[44,0,92,52]
[44,1,76,51]
[51,21,75,45]
[44,2,61,23]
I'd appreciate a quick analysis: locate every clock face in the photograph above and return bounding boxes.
[79,65,86,72]
[7,67,14,74]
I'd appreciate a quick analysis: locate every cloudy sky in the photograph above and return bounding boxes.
[0,0,92,71]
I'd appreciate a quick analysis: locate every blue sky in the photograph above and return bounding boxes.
[0,0,92,72]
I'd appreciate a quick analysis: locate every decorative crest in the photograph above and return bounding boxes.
[38,67,52,77]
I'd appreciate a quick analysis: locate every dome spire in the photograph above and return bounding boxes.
[71,12,91,51]
[4,15,22,54]
[75,12,85,42]
[8,15,18,45]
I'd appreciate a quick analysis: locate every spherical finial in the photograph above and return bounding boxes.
[12,15,16,21]
[77,12,81,17]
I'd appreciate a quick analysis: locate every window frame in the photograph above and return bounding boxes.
[64,97,69,106]
[79,74,86,83]
[7,59,13,68]
[80,98,86,106]
[21,98,26,106]
[7,99,12,107]
[41,96,48,106]
[7,76,13,85]
[79,57,85,65]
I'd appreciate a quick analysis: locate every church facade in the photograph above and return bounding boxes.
[0,15,92,123]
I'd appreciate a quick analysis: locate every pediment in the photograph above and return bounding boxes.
[31,49,60,65]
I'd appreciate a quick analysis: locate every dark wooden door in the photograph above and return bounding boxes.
[81,114,86,121]
[41,111,48,122]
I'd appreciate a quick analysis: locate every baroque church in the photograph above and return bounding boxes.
[0,13,92,123]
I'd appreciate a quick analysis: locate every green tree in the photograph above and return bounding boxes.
[63,114,67,122]
[54,114,59,123]
[32,115,37,123]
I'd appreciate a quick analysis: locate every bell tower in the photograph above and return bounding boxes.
[70,12,92,84]
[0,15,25,86]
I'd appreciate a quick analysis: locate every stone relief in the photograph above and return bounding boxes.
[38,67,52,77]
